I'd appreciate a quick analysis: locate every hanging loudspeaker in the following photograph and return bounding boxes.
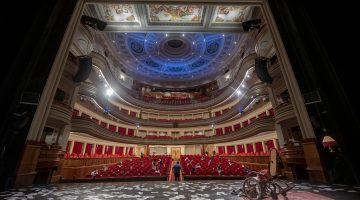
[73,56,92,83]
[255,57,273,84]
[81,15,107,31]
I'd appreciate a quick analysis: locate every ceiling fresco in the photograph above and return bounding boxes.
[83,3,260,32]
[147,5,203,23]
[97,4,139,23]
[107,32,243,86]
[213,6,250,23]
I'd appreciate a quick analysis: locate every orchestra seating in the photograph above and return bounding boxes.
[180,155,247,180]
[89,155,171,180]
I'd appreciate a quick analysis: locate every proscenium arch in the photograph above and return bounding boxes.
[27,0,315,149]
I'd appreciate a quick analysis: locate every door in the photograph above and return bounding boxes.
[171,147,181,160]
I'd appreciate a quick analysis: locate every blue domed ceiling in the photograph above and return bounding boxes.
[108,32,243,87]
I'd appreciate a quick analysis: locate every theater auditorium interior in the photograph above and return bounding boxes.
[1,0,358,199]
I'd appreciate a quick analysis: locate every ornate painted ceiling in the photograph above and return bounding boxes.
[105,32,243,85]
[83,3,260,87]
[84,4,259,32]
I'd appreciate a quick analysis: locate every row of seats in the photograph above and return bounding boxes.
[180,155,247,177]
[89,155,172,178]
[64,153,133,158]
[144,135,173,139]
[179,135,206,139]
[219,152,270,156]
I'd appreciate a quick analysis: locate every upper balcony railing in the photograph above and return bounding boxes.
[47,101,73,126]
[79,82,268,128]
[274,101,296,124]
[90,52,257,111]
[71,116,275,145]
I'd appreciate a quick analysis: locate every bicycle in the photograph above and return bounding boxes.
[238,168,293,200]
[231,149,294,199]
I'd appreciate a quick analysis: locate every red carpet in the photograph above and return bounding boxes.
[264,191,334,200]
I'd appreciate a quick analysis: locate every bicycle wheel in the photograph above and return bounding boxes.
[272,179,294,196]
[242,177,263,200]
[266,182,281,199]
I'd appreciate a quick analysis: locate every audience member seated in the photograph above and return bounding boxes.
[217,163,222,175]
[195,163,201,169]
[91,170,98,179]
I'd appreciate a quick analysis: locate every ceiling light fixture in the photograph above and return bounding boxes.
[106,88,114,96]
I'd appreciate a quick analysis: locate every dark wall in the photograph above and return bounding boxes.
[0,1,77,191]
[268,0,359,184]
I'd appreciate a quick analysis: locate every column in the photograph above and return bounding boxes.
[267,87,286,147]
[91,144,96,156]
[69,141,75,154]
[112,146,115,155]
[26,0,85,141]
[101,145,105,155]
[145,145,150,156]
[133,146,137,156]
[253,143,256,153]
[273,139,279,150]
[81,142,87,155]
[244,144,248,153]
[262,141,266,152]
[275,125,286,147]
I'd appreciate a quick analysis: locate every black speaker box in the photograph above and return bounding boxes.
[73,56,92,83]
[242,19,261,32]
[81,15,107,31]
[255,57,273,84]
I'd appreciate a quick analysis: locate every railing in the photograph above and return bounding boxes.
[60,157,135,179]
[222,155,270,171]
[70,116,275,145]
[90,52,257,111]
[274,102,296,124]
[79,83,268,128]
[47,101,73,126]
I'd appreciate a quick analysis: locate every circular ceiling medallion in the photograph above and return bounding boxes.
[167,39,183,48]
[112,32,243,87]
